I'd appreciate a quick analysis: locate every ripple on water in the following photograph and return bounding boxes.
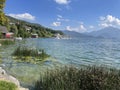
[1,38,120,88]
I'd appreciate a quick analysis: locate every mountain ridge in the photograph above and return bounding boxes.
[86,26,120,39]
[63,30,93,38]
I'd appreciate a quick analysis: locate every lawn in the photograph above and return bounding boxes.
[0,81,17,90]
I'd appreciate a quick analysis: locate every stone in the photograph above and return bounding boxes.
[0,67,29,90]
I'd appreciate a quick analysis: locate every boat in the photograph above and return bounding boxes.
[55,33,62,39]
[14,37,22,40]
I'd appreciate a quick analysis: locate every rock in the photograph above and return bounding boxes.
[8,75,20,86]
[0,67,29,90]
[0,67,6,75]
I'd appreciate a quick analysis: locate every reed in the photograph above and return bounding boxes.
[0,40,15,45]
[34,66,120,90]
[12,46,50,63]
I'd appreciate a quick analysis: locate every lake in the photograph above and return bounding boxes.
[1,37,120,88]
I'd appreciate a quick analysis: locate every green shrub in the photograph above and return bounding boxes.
[0,81,17,90]
[34,66,120,90]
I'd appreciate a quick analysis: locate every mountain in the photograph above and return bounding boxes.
[87,27,120,39]
[63,30,92,38]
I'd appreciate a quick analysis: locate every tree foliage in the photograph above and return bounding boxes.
[0,0,6,9]
[0,0,9,26]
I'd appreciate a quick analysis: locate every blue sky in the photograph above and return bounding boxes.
[4,0,120,32]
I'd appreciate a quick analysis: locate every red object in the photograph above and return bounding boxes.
[5,33,14,38]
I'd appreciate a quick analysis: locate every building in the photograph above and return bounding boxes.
[5,32,14,38]
[31,33,38,38]
[0,26,14,39]
[0,26,8,38]
[24,26,31,32]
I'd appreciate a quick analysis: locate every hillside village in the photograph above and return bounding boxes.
[0,16,63,39]
[0,17,63,38]
[0,0,63,40]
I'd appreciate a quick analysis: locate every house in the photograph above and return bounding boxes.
[0,26,14,39]
[24,26,31,32]
[31,33,38,38]
[0,26,8,38]
[9,22,15,25]
[5,32,14,38]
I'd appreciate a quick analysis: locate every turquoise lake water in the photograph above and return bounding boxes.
[1,37,120,88]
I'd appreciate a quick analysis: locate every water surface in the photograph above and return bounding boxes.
[0,37,120,88]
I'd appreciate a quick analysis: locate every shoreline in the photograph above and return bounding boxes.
[0,67,29,90]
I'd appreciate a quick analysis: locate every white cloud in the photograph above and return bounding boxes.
[57,15,70,22]
[8,13,35,20]
[89,25,94,29]
[54,0,70,5]
[99,15,120,28]
[66,24,87,33]
[57,15,63,18]
[51,22,61,27]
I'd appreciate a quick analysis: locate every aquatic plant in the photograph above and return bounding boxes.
[34,66,120,90]
[12,46,50,63]
[0,81,17,90]
[0,40,15,45]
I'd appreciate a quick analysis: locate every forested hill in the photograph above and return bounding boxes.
[0,0,63,38]
[6,16,63,38]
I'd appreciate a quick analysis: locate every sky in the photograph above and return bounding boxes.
[4,0,120,33]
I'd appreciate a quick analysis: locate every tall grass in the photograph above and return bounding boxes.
[0,40,15,45]
[12,46,50,63]
[34,66,120,90]
[0,81,17,90]
[0,55,2,64]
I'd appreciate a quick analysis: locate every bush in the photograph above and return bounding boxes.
[0,81,17,90]
[34,66,120,90]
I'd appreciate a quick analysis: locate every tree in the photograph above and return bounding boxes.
[0,0,6,10]
[0,0,9,26]
[10,25,18,36]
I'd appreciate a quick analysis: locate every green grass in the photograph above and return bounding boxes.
[34,66,120,90]
[0,81,17,90]
[0,40,15,45]
[12,46,50,64]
